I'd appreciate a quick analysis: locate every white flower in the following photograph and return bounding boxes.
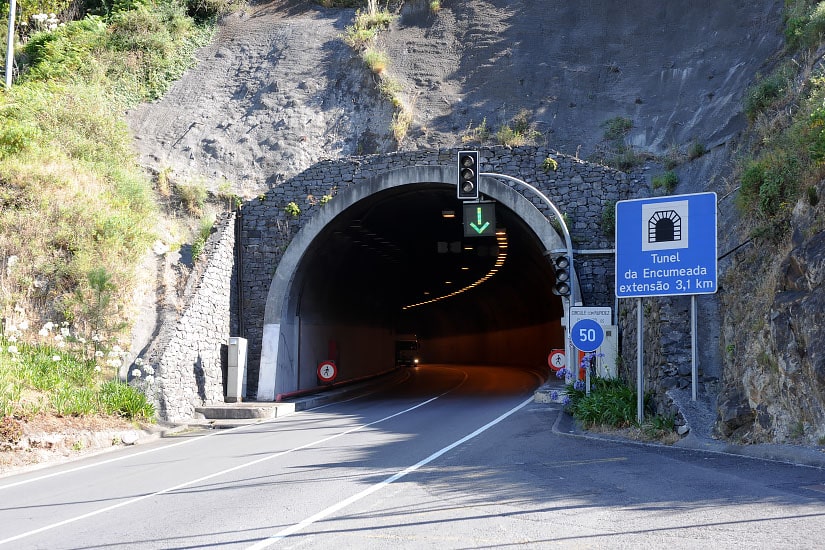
[18,320,29,331]
[94,365,102,372]
[60,327,70,337]
[39,328,49,337]
[57,341,65,348]
[143,364,155,375]
[145,375,154,384]
[7,345,18,354]
[43,322,54,331]
[112,345,123,354]
[131,369,142,378]
[94,350,104,358]
[52,355,61,362]
[134,357,144,366]
[7,335,17,343]
[91,333,102,342]
[54,335,63,342]
[77,337,86,344]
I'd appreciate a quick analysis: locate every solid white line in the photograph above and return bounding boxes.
[245,395,535,549]
[0,391,455,547]
[0,368,415,491]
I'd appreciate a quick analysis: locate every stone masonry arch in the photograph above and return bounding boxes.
[256,165,572,401]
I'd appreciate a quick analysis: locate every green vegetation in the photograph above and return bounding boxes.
[733,2,825,241]
[340,2,408,143]
[602,116,633,141]
[285,201,301,217]
[784,0,825,50]
[461,118,490,144]
[462,111,540,147]
[542,156,559,172]
[652,170,678,193]
[600,200,616,237]
[1,330,154,419]
[191,216,215,262]
[496,109,541,147]
[1,0,219,423]
[565,377,676,441]
[596,116,645,171]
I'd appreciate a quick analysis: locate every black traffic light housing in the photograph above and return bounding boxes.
[457,150,479,200]
[552,254,571,296]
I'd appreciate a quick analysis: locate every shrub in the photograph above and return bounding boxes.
[191,216,214,262]
[391,108,413,143]
[285,201,301,217]
[363,47,388,74]
[176,181,208,216]
[652,170,679,193]
[600,200,616,237]
[688,141,707,160]
[744,65,793,122]
[602,116,632,141]
[496,109,539,146]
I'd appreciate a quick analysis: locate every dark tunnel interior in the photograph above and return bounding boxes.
[291,183,565,386]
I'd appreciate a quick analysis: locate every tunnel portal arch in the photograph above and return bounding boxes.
[256,165,574,401]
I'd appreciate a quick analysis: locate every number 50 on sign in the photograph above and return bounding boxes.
[570,319,604,352]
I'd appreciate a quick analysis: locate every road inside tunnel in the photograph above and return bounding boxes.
[291,183,565,388]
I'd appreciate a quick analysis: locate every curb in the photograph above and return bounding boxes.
[540,393,825,470]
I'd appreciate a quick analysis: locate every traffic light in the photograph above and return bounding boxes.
[552,254,571,296]
[457,150,479,200]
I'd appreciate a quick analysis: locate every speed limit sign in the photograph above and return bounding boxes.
[317,360,337,383]
[548,349,566,371]
[570,319,605,352]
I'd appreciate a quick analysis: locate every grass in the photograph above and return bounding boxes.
[0,334,154,420]
[1,0,220,423]
[495,109,540,147]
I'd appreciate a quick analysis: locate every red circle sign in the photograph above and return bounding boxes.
[548,350,566,372]
[317,360,337,383]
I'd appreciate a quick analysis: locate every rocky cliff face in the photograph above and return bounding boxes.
[717,190,825,445]
[127,0,825,447]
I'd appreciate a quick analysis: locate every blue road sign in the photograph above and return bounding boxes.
[570,319,604,352]
[615,192,717,298]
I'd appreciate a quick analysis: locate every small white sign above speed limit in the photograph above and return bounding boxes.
[569,306,612,328]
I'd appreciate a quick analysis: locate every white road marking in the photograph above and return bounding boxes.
[245,395,535,548]
[0,368,415,491]
[0,382,462,547]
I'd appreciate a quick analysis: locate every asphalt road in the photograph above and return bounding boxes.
[2,364,824,549]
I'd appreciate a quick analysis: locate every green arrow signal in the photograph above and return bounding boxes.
[469,206,490,234]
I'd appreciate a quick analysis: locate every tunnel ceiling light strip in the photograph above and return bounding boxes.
[401,230,509,310]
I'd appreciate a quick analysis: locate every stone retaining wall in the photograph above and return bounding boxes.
[239,146,637,396]
[141,212,237,421]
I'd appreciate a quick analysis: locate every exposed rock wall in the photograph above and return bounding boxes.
[717,189,825,445]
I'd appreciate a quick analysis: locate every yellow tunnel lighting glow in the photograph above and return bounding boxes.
[401,230,509,310]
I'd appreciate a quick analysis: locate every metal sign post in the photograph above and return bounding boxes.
[616,192,718,418]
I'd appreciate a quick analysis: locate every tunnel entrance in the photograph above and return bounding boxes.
[257,166,573,400]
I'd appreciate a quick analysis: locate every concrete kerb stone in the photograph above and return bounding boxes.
[540,389,825,470]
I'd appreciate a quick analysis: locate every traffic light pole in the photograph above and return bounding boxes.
[479,172,576,295]
[480,172,579,380]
